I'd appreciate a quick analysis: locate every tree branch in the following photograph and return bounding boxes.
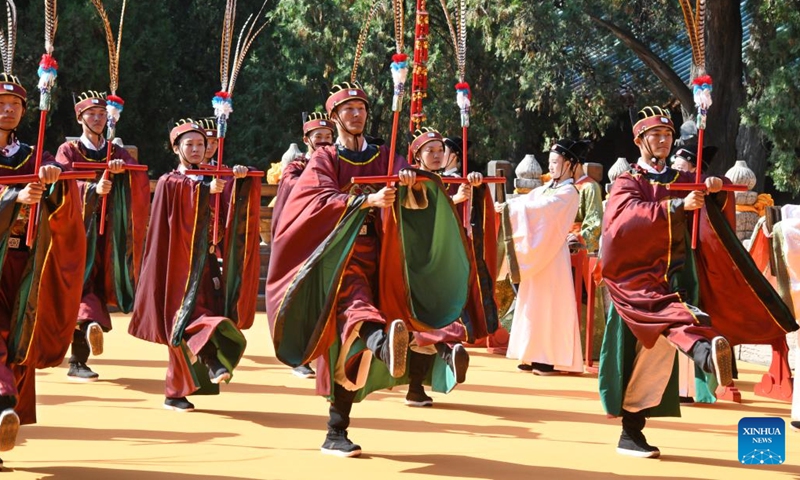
[588,14,693,111]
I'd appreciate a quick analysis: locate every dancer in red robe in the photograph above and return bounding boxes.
[0,73,86,459]
[599,106,797,458]
[268,82,471,457]
[55,91,149,382]
[129,119,260,412]
[403,127,473,407]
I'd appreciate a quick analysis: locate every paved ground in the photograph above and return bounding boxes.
[4,313,799,479]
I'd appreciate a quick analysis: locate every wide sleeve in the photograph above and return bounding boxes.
[506,184,579,279]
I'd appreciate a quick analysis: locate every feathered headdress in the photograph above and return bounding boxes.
[213,0,270,139]
[678,1,712,126]
[90,0,127,139]
[351,1,385,85]
[0,1,26,103]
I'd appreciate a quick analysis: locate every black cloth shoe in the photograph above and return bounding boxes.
[321,429,362,457]
[531,362,558,376]
[67,362,99,382]
[791,421,800,432]
[405,389,433,407]
[616,429,660,458]
[616,409,659,458]
[690,337,733,387]
[363,319,408,378]
[0,409,19,452]
[199,347,231,384]
[437,343,469,383]
[517,363,534,372]
[292,364,315,379]
[163,397,195,412]
[679,396,695,404]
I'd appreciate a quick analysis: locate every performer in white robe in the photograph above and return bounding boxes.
[774,211,800,430]
[502,139,584,375]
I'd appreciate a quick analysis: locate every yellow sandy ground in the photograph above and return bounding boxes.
[4,313,799,479]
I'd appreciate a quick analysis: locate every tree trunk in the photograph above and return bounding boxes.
[736,124,769,191]
[588,15,693,110]
[704,0,744,177]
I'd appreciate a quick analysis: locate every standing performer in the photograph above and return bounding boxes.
[501,139,583,375]
[599,106,797,458]
[55,91,149,382]
[129,119,260,412]
[267,82,471,457]
[271,111,334,380]
[0,50,85,464]
[569,153,603,254]
[268,84,410,456]
[197,117,219,164]
[403,127,473,407]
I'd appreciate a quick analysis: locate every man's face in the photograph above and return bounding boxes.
[305,128,333,151]
[79,106,108,135]
[635,126,673,161]
[205,137,219,160]
[333,100,368,135]
[417,140,446,171]
[0,94,24,133]
[173,131,206,165]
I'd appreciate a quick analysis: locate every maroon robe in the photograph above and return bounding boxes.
[0,144,85,424]
[267,143,406,395]
[129,171,259,397]
[601,165,796,352]
[270,156,307,242]
[55,140,150,329]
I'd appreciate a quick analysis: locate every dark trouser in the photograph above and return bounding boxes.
[622,408,647,432]
[408,350,434,393]
[328,383,358,432]
[69,326,90,364]
[327,320,395,432]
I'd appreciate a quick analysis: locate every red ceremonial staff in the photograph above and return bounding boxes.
[211,0,268,246]
[666,0,746,249]
[86,0,147,236]
[25,0,58,246]
[384,0,409,178]
[2,1,93,244]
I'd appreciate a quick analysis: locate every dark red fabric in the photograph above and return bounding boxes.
[602,168,793,350]
[129,171,255,397]
[266,144,405,395]
[55,141,149,328]
[270,157,307,242]
[0,146,86,424]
